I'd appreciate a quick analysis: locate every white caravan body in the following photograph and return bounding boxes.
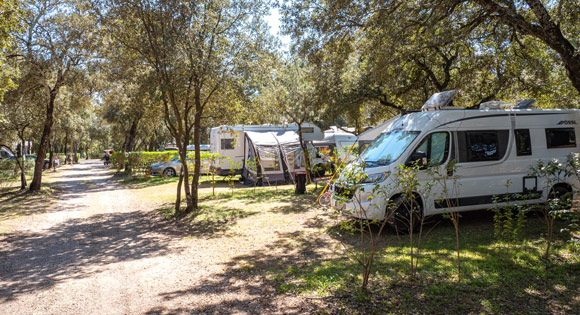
[210,123,323,175]
[313,129,358,164]
[332,108,580,220]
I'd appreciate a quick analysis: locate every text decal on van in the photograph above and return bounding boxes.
[557,120,577,125]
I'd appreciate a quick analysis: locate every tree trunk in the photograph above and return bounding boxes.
[85,141,90,159]
[123,118,140,152]
[63,131,68,156]
[19,141,27,190]
[297,124,312,185]
[191,113,202,209]
[178,144,194,213]
[175,167,183,212]
[48,140,54,169]
[73,139,79,164]
[30,91,56,192]
[522,0,580,94]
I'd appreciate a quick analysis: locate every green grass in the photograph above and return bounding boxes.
[0,185,55,228]
[115,171,243,189]
[118,172,580,313]
[270,213,580,314]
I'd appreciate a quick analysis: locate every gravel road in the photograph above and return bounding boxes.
[0,160,325,314]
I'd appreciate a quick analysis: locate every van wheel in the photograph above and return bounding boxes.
[388,195,423,234]
[163,168,176,178]
[549,185,573,209]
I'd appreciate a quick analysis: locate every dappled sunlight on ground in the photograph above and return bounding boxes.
[2,160,579,314]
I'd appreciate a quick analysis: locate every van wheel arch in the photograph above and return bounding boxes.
[388,192,424,209]
[386,192,424,233]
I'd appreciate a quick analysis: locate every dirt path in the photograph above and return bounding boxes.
[0,160,327,314]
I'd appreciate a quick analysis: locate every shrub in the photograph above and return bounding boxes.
[111,150,221,177]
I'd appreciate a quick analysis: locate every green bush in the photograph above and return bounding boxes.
[110,150,220,177]
[110,152,125,171]
[0,158,35,187]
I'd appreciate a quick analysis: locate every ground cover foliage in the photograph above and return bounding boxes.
[116,165,580,314]
[274,213,580,314]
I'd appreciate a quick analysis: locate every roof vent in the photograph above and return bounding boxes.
[514,99,536,109]
[421,90,460,111]
[479,101,513,110]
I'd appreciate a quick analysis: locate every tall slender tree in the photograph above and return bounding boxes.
[101,0,273,212]
[10,0,94,191]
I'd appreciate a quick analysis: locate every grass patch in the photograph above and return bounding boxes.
[115,171,244,189]
[271,213,580,314]
[0,186,55,225]
[122,171,580,313]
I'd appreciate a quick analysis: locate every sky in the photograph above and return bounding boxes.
[264,8,291,50]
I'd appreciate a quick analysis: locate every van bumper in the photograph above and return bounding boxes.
[331,193,385,221]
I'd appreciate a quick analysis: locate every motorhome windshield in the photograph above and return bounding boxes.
[360,130,420,166]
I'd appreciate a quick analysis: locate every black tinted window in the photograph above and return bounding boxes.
[221,139,234,150]
[546,128,576,148]
[515,129,532,156]
[457,130,509,162]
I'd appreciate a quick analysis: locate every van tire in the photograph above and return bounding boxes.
[389,195,423,234]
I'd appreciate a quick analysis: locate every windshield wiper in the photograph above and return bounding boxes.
[363,160,388,167]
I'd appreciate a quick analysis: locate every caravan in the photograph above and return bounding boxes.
[332,91,580,228]
[209,123,324,176]
[312,128,358,171]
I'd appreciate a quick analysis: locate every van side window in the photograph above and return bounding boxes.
[514,129,532,156]
[221,139,235,150]
[545,128,576,148]
[410,132,450,166]
[457,130,509,162]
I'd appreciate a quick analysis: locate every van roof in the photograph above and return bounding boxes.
[385,108,580,134]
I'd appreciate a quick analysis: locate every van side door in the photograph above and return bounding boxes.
[450,129,514,210]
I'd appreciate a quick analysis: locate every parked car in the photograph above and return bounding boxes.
[186,144,210,151]
[8,154,37,161]
[0,147,14,160]
[149,154,211,177]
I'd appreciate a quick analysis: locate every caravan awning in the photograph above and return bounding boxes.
[245,131,279,146]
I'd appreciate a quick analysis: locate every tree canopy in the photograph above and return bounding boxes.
[0,0,578,200]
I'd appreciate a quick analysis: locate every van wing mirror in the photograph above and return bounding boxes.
[407,151,428,169]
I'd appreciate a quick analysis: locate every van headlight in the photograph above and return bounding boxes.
[361,173,387,184]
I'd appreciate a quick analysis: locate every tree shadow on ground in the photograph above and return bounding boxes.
[204,188,317,214]
[0,210,185,302]
[311,212,580,314]
[0,189,56,221]
[144,229,333,314]
[155,204,260,238]
[142,207,580,314]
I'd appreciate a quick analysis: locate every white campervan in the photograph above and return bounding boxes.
[209,123,324,176]
[332,90,580,229]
